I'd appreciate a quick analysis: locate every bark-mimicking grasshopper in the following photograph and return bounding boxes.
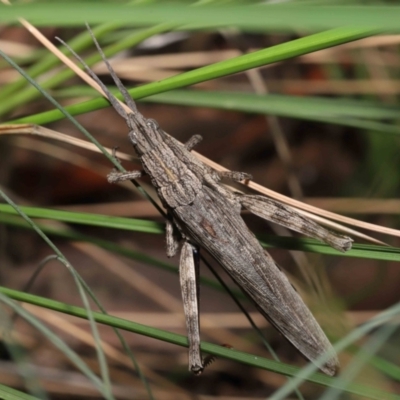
[61,28,353,376]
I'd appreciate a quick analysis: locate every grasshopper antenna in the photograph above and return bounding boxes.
[56,29,132,120]
[85,23,138,113]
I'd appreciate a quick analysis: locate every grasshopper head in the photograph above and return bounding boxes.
[128,116,165,155]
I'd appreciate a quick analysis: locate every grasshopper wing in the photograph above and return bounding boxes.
[173,186,339,376]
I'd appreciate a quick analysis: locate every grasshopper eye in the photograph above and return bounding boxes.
[128,131,137,144]
[146,118,159,130]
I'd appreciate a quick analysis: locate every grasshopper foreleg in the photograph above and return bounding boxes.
[107,170,143,184]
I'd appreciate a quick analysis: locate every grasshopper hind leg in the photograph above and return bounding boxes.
[240,194,352,252]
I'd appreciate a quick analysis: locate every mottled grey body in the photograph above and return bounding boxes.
[63,27,353,377]
[129,126,344,376]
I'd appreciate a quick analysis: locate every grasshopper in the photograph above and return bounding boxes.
[60,28,352,376]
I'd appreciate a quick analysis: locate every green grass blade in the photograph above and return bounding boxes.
[270,302,400,400]
[0,286,398,400]
[145,90,400,121]
[0,212,240,297]
[0,384,42,400]
[0,293,105,396]
[143,91,400,135]
[0,204,164,233]
[0,46,165,218]
[0,22,120,114]
[0,190,115,400]
[261,236,400,261]
[0,3,397,31]
[11,27,376,126]
[319,323,399,399]
[57,88,400,134]
[0,22,174,117]
[0,308,48,399]
[1,204,399,262]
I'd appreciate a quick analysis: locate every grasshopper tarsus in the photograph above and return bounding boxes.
[202,344,233,370]
[192,366,204,375]
[111,146,120,161]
